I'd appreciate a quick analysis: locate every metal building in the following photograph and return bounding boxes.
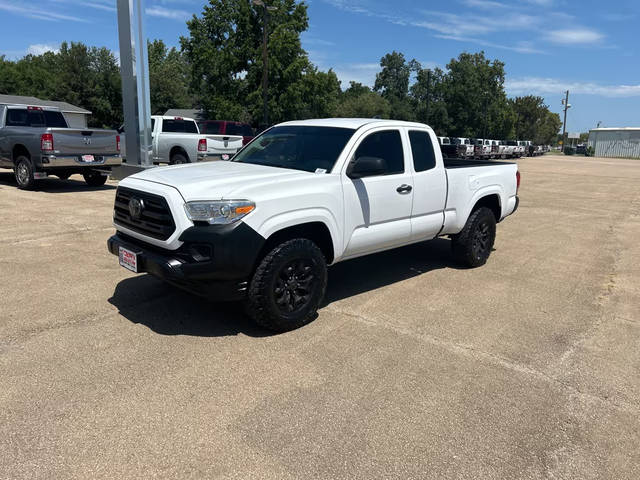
[588,128,640,159]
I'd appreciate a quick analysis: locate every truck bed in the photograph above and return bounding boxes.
[443,158,516,169]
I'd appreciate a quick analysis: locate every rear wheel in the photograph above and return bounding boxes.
[14,156,36,190]
[83,170,107,186]
[451,207,497,268]
[245,238,328,332]
[170,153,188,165]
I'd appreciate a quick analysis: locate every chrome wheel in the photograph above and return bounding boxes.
[16,161,29,185]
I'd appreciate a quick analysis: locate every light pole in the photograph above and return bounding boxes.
[561,90,570,151]
[252,0,276,129]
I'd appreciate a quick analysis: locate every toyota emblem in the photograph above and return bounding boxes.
[128,197,144,219]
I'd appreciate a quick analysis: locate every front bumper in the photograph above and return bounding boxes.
[40,154,122,168]
[107,222,265,302]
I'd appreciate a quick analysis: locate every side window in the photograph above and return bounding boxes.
[409,131,436,172]
[185,121,198,134]
[151,118,155,132]
[354,130,404,176]
[6,109,29,126]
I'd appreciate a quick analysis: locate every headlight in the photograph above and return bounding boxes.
[184,200,255,225]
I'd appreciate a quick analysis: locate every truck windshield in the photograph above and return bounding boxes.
[232,126,354,173]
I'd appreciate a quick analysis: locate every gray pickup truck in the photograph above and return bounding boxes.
[0,104,122,189]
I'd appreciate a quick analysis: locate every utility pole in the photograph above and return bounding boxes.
[561,90,570,151]
[253,0,276,129]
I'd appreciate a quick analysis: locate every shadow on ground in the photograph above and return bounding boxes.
[0,172,116,192]
[108,238,458,337]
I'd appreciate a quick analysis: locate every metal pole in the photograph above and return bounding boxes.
[115,0,153,177]
[561,90,569,152]
[261,5,269,128]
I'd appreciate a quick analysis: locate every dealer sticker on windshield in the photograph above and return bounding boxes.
[118,246,138,273]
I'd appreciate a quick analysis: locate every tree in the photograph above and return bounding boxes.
[511,95,561,144]
[181,0,329,126]
[373,51,417,120]
[148,39,191,115]
[443,51,510,138]
[336,83,391,118]
[410,65,449,134]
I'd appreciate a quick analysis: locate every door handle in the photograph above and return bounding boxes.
[396,184,413,194]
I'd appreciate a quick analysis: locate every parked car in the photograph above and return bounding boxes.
[198,120,254,146]
[517,141,528,157]
[108,118,520,332]
[0,104,121,189]
[119,116,243,165]
[505,140,520,158]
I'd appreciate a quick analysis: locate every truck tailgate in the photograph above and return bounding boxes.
[205,135,244,155]
[49,128,119,155]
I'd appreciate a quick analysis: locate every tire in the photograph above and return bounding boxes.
[170,153,188,165]
[245,238,328,332]
[83,171,107,186]
[451,207,497,268]
[14,155,36,190]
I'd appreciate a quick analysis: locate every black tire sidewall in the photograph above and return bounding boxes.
[248,239,327,332]
[170,153,188,165]
[452,207,497,267]
[83,171,107,186]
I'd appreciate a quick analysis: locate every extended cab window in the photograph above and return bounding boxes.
[409,131,436,172]
[355,130,404,175]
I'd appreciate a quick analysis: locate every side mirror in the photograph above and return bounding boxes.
[347,156,386,179]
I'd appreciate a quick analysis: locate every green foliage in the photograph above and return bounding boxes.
[336,83,391,118]
[148,39,192,115]
[180,0,337,126]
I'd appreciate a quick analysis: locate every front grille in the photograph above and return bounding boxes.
[114,187,176,240]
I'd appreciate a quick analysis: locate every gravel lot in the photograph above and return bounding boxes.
[1,155,639,479]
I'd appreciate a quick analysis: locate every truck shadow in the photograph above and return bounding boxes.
[0,172,116,192]
[108,238,461,337]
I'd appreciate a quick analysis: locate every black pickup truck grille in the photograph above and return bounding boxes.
[113,187,176,240]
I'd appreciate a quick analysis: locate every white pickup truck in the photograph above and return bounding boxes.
[108,119,519,331]
[119,115,243,165]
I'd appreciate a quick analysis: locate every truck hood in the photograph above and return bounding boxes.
[126,161,314,201]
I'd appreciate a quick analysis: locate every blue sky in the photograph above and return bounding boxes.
[1,0,638,132]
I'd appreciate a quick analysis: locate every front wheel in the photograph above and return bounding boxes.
[245,238,328,332]
[83,171,107,186]
[451,207,497,268]
[14,156,36,190]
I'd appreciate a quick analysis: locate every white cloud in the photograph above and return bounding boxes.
[145,6,190,20]
[506,77,640,97]
[27,44,60,55]
[0,0,88,22]
[546,28,604,45]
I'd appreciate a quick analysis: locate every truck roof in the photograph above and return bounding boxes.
[152,115,197,122]
[3,104,62,112]
[278,118,432,130]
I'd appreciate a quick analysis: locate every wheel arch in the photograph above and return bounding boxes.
[257,220,336,266]
[12,144,30,162]
[169,146,189,162]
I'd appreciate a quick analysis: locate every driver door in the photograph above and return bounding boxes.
[341,128,414,259]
